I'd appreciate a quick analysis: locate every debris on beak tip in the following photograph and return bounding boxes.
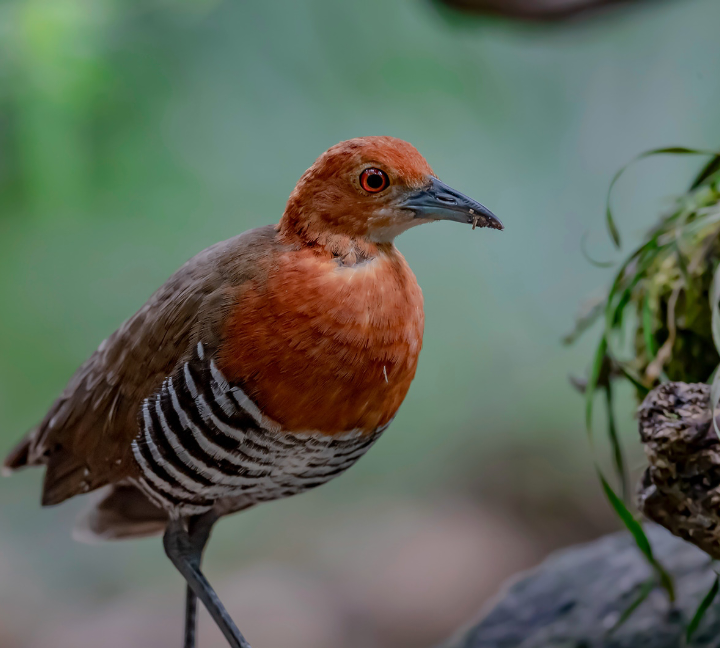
[468,208,504,232]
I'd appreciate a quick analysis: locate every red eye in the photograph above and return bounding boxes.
[360,168,389,193]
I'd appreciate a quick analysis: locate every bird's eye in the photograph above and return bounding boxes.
[359,168,389,193]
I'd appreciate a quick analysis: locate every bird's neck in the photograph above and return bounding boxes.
[277,219,390,266]
[277,197,394,262]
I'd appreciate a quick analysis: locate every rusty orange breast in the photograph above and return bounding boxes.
[218,245,424,435]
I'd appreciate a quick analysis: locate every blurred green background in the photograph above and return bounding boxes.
[2,0,720,646]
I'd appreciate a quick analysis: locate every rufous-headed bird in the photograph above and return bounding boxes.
[3,136,502,648]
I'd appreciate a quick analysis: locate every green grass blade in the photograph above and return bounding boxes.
[690,155,720,189]
[580,231,615,268]
[562,295,606,346]
[605,244,660,334]
[673,241,691,288]
[608,577,656,635]
[599,471,675,602]
[616,364,650,397]
[605,382,628,501]
[658,561,676,604]
[609,287,633,329]
[638,147,720,156]
[686,575,719,642]
[708,265,720,439]
[710,264,720,354]
[585,337,607,436]
[642,290,658,360]
[710,367,720,440]
[605,147,720,250]
[606,200,622,249]
[599,471,652,556]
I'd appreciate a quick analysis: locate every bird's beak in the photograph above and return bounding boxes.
[398,177,503,230]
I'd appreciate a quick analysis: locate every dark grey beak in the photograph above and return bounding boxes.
[399,177,503,230]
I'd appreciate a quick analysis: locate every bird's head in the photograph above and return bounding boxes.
[279,136,502,247]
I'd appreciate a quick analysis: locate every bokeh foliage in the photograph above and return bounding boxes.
[3,1,720,645]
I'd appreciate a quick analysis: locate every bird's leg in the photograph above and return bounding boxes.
[164,513,252,648]
[181,511,219,648]
[184,582,198,648]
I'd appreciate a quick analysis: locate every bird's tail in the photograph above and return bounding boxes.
[2,434,35,476]
[73,483,168,543]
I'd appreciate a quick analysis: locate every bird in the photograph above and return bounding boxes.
[3,136,502,648]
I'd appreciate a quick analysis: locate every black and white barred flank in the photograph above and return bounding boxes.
[131,343,388,516]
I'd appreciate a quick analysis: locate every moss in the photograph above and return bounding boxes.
[570,177,720,398]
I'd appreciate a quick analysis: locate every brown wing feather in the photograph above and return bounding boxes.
[4,225,278,506]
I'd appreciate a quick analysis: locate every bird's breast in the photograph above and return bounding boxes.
[218,247,424,435]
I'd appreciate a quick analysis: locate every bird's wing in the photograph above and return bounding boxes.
[5,225,278,506]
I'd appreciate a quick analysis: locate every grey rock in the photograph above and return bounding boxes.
[444,525,719,648]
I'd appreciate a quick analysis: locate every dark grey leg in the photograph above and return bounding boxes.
[164,513,251,648]
[182,511,219,648]
[184,584,198,648]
